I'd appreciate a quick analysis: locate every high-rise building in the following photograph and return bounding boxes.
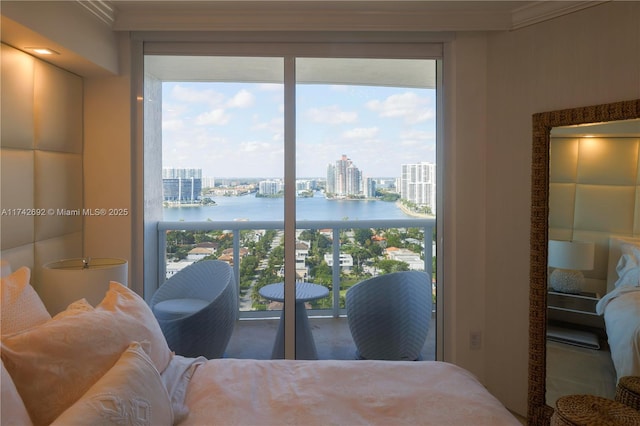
[163,168,202,179]
[163,168,203,203]
[326,163,336,193]
[327,154,364,197]
[346,164,361,195]
[202,176,216,188]
[400,162,436,211]
[296,179,317,192]
[258,179,283,195]
[365,178,377,198]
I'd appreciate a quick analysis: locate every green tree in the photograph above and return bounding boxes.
[375,259,410,274]
[353,228,373,246]
[312,261,333,286]
[385,232,402,248]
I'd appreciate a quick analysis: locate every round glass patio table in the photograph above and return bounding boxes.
[259,282,329,360]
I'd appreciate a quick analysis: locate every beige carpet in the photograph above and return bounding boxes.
[546,340,617,407]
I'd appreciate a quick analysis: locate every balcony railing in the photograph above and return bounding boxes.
[157,219,435,319]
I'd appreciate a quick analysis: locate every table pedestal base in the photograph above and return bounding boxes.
[271,302,318,360]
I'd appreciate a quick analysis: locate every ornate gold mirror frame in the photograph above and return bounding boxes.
[528,99,640,425]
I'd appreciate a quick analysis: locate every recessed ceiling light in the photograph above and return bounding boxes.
[25,47,60,55]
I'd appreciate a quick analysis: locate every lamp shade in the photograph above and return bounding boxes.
[40,258,128,315]
[548,240,595,271]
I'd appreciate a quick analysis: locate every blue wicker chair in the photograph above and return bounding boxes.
[150,260,236,359]
[346,270,432,361]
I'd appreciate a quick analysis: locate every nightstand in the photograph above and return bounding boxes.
[547,291,604,330]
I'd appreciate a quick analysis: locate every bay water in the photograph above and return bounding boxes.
[163,192,411,222]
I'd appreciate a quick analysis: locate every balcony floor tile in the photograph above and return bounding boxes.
[225,316,435,361]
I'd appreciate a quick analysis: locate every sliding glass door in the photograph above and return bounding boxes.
[144,42,439,360]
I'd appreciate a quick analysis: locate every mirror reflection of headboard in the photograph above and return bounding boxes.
[549,123,640,296]
[528,99,640,426]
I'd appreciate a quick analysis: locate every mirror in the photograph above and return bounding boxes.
[528,99,640,425]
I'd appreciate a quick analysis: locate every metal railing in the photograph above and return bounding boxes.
[158,219,435,319]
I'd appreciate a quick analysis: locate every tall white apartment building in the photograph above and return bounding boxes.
[365,178,377,198]
[259,179,283,195]
[162,168,203,203]
[400,162,436,211]
[327,154,363,196]
[202,176,216,188]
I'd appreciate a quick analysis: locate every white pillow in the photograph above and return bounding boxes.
[1,359,33,426]
[52,298,95,319]
[51,342,173,426]
[0,267,51,336]
[615,243,640,288]
[0,282,172,426]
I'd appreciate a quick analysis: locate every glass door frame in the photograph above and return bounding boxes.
[133,33,444,360]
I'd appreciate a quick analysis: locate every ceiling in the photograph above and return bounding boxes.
[1,1,607,77]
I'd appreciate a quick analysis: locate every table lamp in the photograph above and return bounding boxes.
[40,257,128,315]
[548,240,595,293]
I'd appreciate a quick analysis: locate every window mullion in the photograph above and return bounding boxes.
[283,56,297,360]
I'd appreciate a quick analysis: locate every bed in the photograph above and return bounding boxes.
[0,264,520,426]
[595,236,640,381]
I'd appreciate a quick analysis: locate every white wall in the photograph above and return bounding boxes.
[83,33,133,289]
[482,1,640,414]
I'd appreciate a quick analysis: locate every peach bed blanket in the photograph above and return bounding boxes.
[180,358,520,425]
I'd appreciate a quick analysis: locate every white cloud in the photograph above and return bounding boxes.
[162,119,184,131]
[195,109,230,126]
[342,127,379,139]
[227,89,255,108]
[400,129,432,140]
[239,140,271,153]
[305,105,358,124]
[170,84,225,106]
[366,92,434,124]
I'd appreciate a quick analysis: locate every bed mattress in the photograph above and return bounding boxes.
[180,358,520,425]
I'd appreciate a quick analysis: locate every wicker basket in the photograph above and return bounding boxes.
[550,394,640,426]
[616,376,640,411]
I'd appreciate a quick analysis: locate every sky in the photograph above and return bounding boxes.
[162,80,436,179]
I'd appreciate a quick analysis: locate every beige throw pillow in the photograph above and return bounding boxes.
[0,267,51,336]
[51,342,173,426]
[1,282,172,426]
[1,359,33,426]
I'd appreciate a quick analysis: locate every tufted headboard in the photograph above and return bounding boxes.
[548,133,640,296]
[0,44,84,292]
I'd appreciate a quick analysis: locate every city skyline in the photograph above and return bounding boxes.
[163,156,436,210]
[162,81,436,178]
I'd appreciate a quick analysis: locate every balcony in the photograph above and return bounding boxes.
[158,219,436,360]
[225,316,436,360]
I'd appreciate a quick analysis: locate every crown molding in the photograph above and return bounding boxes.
[111,2,516,32]
[76,0,116,27]
[511,1,609,30]
[112,1,614,33]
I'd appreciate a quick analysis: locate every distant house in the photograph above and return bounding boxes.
[324,253,354,270]
[196,241,220,251]
[296,241,310,263]
[218,247,249,266]
[385,247,423,270]
[187,246,215,261]
[372,234,387,248]
[166,260,195,278]
[319,229,333,240]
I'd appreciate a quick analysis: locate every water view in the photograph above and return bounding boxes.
[163,192,415,222]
